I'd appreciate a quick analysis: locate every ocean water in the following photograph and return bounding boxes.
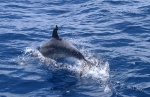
[0,0,150,97]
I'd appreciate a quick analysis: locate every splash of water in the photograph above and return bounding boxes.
[17,47,111,92]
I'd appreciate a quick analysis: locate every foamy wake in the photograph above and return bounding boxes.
[21,47,111,92]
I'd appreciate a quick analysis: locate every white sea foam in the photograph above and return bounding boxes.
[22,47,111,92]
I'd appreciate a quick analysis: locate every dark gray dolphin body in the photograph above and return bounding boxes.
[38,25,86,61]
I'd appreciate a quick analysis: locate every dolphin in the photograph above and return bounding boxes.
[38,25,93,66]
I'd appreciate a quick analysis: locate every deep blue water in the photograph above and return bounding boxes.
[0,0,150,97]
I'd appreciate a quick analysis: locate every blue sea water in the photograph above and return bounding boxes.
[0,0,150,97]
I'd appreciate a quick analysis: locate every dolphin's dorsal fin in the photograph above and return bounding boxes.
[52,25,59,38]
[52,25,62,40]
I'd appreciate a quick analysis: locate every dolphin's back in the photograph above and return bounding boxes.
[39,38,84,60]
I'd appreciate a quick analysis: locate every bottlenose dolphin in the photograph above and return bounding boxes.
[38,25,93,66]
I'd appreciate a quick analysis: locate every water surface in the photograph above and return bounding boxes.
[0,0,150,97]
